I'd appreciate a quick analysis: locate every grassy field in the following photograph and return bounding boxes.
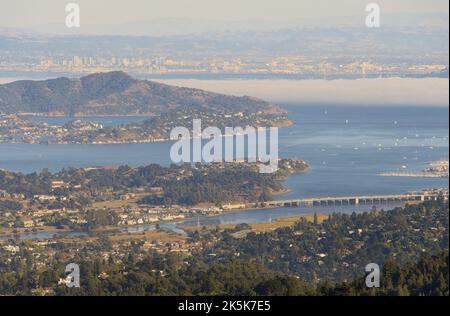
[105,229,187,243]
[184,213,328,233]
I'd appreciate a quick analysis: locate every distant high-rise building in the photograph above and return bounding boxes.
[73,56,83,67]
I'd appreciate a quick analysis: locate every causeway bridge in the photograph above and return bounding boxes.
[267,191,448,208]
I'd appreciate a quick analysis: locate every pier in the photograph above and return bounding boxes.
[267,190,448,208]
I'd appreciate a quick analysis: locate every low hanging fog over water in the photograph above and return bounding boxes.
[156,78,449,107]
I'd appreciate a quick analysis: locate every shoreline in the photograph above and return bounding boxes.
[0,210,326,241]
[0,198,434,241]
[379,172,448,178]
[0,120,293,146]
[182,213,329,233]
[2,111,294,145]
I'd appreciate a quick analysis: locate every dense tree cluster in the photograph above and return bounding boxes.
[0,200,447,296]
[325,250,449,296]
[0,200,22,213]
[0,162,292,205]
[0,72,275,115]
[200,199,448,283]
[0,247,446,296]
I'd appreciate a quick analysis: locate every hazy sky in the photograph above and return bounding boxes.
[0,0,448,29]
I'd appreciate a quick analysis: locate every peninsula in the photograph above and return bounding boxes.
[0,72,292,144]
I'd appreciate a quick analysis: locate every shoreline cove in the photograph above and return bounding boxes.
[0,105,448,241]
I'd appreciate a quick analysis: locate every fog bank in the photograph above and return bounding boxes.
[158,78,449,107]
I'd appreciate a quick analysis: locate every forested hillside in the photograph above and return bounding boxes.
[0,71,279,115]
[0,200,447,296]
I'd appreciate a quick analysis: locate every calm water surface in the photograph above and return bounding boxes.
[1,105,448,237]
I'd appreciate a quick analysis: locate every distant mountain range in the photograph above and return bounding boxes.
[0,26,447,64]
[0,71,279,116]
[22,13,450,37]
